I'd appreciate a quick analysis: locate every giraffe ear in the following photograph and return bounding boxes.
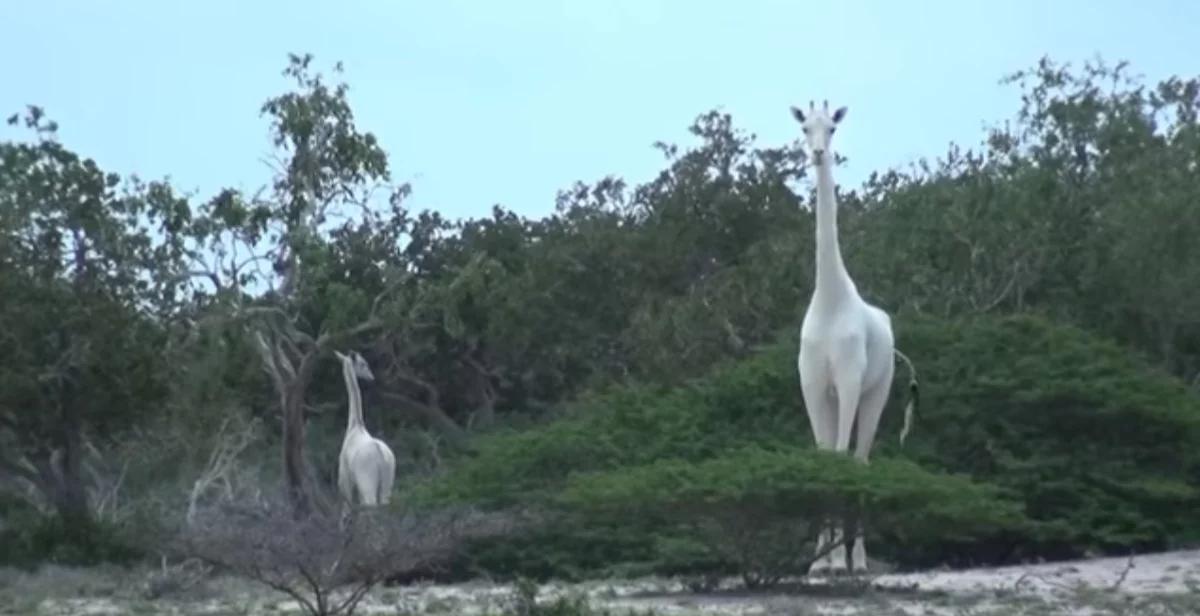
[832,106,847,123]
[333,350,346,361]
[790,106,806,123]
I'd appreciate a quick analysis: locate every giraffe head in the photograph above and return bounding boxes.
[790,100,846,166]
[334,350,375,382]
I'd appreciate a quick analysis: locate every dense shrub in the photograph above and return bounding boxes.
[0,513,142,568]
[425,343,808,509]
[423,313,1200,579]
[890,313,1200,564]
[561,445,1022,586]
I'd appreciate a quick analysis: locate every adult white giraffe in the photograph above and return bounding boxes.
[334,350,396,507]
[792,101,918,575]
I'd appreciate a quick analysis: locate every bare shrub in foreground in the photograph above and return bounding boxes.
[178,496,517,616]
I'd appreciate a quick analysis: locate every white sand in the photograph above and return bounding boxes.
[16,549,1200,615]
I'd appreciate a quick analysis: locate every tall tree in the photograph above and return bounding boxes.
[0,107,190,525]
[180,54,410,514]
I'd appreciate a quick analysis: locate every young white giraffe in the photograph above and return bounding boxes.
[334,350,396,507]
[792,101,917,575]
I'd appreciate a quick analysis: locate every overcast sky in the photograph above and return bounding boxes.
[3,0,1197,221]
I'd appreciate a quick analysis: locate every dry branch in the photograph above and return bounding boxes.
[186,417,261,526]
[179,495,518,616]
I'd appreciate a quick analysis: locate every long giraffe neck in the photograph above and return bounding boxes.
[813,159,854,301]
[342,361,365,432]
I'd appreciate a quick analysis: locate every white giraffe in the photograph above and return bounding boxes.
[792,101,917,575]
[334,350,396,507]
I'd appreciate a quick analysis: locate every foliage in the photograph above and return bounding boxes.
[425,312,1200,577]
[893,313,1200,563]
[423,342,808,510]
[560,445,1022,586]
[852,58,1200,379]
[0,106,188,525]
[0,510,141,568]
[3,52,1200,583]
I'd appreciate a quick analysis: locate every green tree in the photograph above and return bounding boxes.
[180,54,407,514]
[0,107,190,526]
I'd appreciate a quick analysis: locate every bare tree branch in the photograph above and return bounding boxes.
[314,317,382,351]
[179,494,518,616]
[174,268,225,292]
[254,331,289,394]
[187,417,260,526]
[0,455,40,488]
[384,361,442,410]
[976,264,1021,314]
[378,391,469,449]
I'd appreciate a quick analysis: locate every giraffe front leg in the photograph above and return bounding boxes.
[850,379,891,575]
[827,522,848,575]
[850,523,868,574]
[798,349,840,577]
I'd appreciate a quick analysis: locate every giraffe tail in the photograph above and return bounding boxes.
[894,348,919,446]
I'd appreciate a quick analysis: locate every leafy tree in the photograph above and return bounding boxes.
[176,54,410,514]
[851,58,1200,382]
[0,107,190,526]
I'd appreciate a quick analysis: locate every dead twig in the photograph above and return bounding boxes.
[186,416,260,527]
[1108,555,1136,592]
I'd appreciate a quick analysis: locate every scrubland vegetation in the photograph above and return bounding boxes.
[2,54,1200,614]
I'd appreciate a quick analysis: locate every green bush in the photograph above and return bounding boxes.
[425,344,809,509]
[425,312,1200,579]
[500,577,634,616]
[890,313,1200,563]
[561,445,1023,586]
[0,512,142,568]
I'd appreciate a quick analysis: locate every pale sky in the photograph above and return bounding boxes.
[3,1,1197,222]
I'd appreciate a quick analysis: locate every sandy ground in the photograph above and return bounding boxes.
[3,549,1199,615]
[594,549,1200,615]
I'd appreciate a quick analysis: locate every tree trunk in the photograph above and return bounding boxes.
[379,391,470,450]
[282,381,311,516]
[59,235,93,526]
[20,411,93,527]
[281,350,325,517]
[54,401,90,526]
[463,348,497,430]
